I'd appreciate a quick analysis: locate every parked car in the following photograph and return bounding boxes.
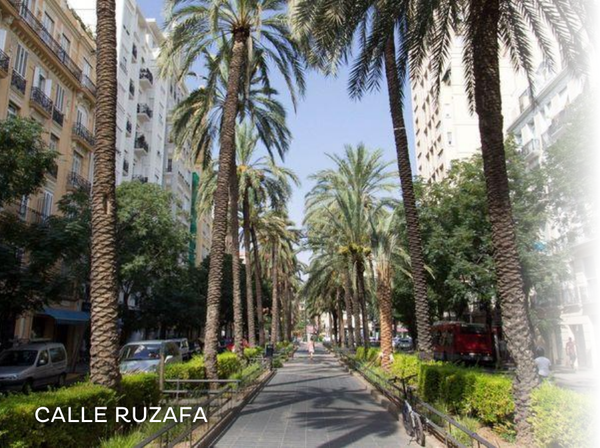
[394,336,414,351]
[119,340,182,374]
[168,338,191,360]
[0,342,68,393]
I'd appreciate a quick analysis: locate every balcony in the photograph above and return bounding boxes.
[81,74,96,97]
[548,109,568,142]
[134,133,149,154]
[132,44,138,61]
[67,171,91,192]
[52,108,64,127]
[133,175,148,183]
[30,87,54,118]
[123,160,130,175]
[521,138,541,160]
[126,120,132,136]
[129,80,135,98]
[0,48,9,78]
[139,68,153,89]
[72,122,95,150]
[137,103,153,123]
[11,70,26,95]
[17,4,82,82]
[46,162,58,179]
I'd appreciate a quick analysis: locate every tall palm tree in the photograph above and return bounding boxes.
[162,0,304,380]
[291,0,434,358]
[406,0,586,439]
[89,0,121,389]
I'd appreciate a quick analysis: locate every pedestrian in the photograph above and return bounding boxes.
[566,337,577,370]
[307,337,315,361]
[534,347,551,380]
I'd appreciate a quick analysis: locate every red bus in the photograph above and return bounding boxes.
[432,321,494,364]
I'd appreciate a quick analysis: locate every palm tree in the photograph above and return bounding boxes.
[162,0,304,380]
[291,0,434,358]
[89,0,121,389]
[406,0,586,439]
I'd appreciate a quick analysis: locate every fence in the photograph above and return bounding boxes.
[331,347,497,448]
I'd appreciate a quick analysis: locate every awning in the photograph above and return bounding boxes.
[41,307,90,325]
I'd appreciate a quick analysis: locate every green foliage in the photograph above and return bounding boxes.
[217,352,242,379]
[389,353,423,386]
[119,373,160,410]
[530,382,594,448]
[243,347,264,359]
[165,355,206,381]
[355,346,366,361]
[0,383,117,447]
[0,117,57,207]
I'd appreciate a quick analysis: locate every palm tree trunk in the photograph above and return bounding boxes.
[346,272,362,347]
[242,190,256,347]
[203,31,247,381]
[356,261,370,349]
[383,35,433,359]
[343,282,354,348]
[251,226,265,346]
[89,0,120,389]
[229,163,244,359]
[378,269,394,371]
[270,245,280,345]
[281,279,289,342]
[286,287,293,341]
[336,287,346,347]
[471,0,538,441]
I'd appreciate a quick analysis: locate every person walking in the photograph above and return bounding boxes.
[566,337,577,370]
[307,337,315,361]
[534,348,551,380]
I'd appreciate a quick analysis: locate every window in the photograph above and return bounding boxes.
[37,350,49,366]
[55,84,65,111]
[49,347,66,363]
[49,134,59,151]
[76,107,88,126]
[15,44,28,77]
[43,13,55,37]
[34,67,47,90]
[72,152,83,175]
[7,102,19,118]
[447,132,453,146]
[82,58,92,78]
[60,34,71,57]
[41,190,53,218]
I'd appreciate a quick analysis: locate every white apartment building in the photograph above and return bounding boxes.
[410,36,520,182]
[68,0,195,230]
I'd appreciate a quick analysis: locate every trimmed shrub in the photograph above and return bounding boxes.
[389,353,422,385]
[164,355,205,380]
[366,348,380,363]
[0,382,117,447]
[217,352,242,379]
[355,346,366,361]
[465,373,514,427]
[119,373,160,410]
[243,347,263,360]
[530,382,594,448]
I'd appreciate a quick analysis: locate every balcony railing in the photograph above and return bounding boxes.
[126,120,132,135]
[67,171,91,192]
[18,5,82,81]
[133,175,148,183]
[0,48,9,73]
[123,160,130,174]
[11,70,26,94]
[139,68,153,85]
[521,138,541,158]
[134,134,149,153]
[129,80,135,97]
[52,108,64,127]
[137,103,153,119]
[81,74,96,96]
[132,44,138,61]
[31,86,54,115]
[73,122,96,148]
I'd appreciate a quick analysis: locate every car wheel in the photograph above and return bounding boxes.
[22,379,33,394]
[57,374,66,388]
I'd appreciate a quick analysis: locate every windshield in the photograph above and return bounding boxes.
[0,350,38,367]
[460,324,487,334]
[120,344,161,362]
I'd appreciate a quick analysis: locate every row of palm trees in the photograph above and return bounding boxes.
[89,0,585,443]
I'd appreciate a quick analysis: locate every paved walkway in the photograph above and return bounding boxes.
[213,343,412,448]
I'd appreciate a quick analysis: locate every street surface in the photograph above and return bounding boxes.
[213,343,413,448]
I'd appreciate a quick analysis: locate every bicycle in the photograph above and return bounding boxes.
[392,374,425,446]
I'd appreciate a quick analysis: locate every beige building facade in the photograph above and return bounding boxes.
[0,0,96,365]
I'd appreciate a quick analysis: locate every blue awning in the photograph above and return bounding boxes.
[42,307,90,325]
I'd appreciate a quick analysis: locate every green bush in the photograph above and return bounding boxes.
[119,373,160,410]
[366,348,380,363]
[243,347,264,360]
[0,382,117,447]
[466,373,514,427]
[389,353,422,385]
[355,346,366,361]
[217,352,242,379]
[530,382,594,448]
[164,355,205,380]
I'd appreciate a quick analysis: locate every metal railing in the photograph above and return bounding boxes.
[11,70,26,94]
[73,122,95,147]
[18,5,83,81]
[137,103,153,119]
[31,86,53,115]
[52,108,64,126]
[81,74,96,96]
[133,175,148,183]
[135,134,149,153]
[139,67,154,85]
[334,350,497,448]
[67,171,91,192]
[0,48,9,73]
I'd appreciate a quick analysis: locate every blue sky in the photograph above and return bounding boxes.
[140,1,416,261]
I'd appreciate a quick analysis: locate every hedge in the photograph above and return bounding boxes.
[217,352,242,379]
[164,352,242,382]
[119,373,160,411]
[530,382,594,448]
[0,382,117,448]
[243,347,264,360]
[355,346,380,363]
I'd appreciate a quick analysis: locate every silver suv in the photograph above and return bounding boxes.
[119,340,182,374]
[0,342,68,393]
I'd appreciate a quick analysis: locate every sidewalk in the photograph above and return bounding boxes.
[212,343,414,448]
[552,366,598,393]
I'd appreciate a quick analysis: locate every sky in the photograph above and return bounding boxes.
[139,1,417,263]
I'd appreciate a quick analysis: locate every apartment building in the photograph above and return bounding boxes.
[0,0,96,364]
[410,36,519,182]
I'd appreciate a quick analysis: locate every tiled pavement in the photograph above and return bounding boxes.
[212,343,412,448]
